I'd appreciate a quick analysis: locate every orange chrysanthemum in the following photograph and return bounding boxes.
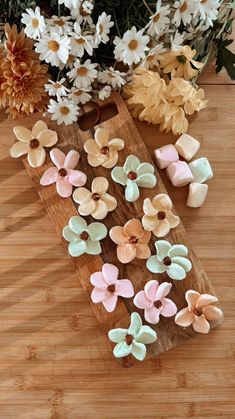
[0,24,49,118]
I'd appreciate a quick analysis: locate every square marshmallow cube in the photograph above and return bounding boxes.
[154,144,179,169]
[175,134,200,161]
[187,183,208,208]
[188,157,213,184]
[166,161,194,187]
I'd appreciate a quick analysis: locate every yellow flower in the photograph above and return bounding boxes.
[159,45,204,80]
[84,128,125,169]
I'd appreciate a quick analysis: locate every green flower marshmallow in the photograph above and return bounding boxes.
[111,155,157,202]
[63,215,107,257]
[108,312,157,361]
[146,240,192,280]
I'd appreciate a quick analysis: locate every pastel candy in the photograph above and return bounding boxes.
[166,161,194,187]
[187,183,208,208]
[175,134,200,161]
[188,157,213,183]
[154,144,179,169]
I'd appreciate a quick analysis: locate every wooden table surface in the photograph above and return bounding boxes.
[0,59,234,418]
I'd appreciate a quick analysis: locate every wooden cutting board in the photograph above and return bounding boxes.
[9,92,222,367]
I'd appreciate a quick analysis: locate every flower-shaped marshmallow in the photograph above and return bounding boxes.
[111,155,157,202]
[73,177,117,220]
[63,216,107,257]
[134,280,177,324]
[147,240,192,280]
[10,121,58,168]
[108,312,157,361]
[109,219,151,264]
[175,290,223,334]
[40,148,87,198]
[142,194,180,237]
[90,263,134,312]
[84,128,125,169]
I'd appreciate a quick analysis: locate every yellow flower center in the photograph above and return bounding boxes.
[153,13,160,23]
[48,40,60,52]
[128,39,138,51]
[200,0,208,3]
[32,18,39,28]
[54,19,65,27]
[60,106,69,115]
[77,66,88,76]
[74,90,82,96]
[177,54,187,64]
[180,1,187,12]
[54,83,62,89]
[80,5,89,16]
[99,23,104,34]
[107,71,114,78]
[76,38,85,44]
[68,54,75,64]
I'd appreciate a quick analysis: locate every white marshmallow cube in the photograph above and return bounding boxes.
[175,134,200,161]
[188,157,213,183]
[187,183,208,208]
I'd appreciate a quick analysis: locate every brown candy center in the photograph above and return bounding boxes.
[80,231,89,241]
[107,284,115,293]
[125,334,134,345]
[193,308,202,317]
[163,256,172,266]
[58,168,67,177]
[129,235,138,244]
[91,193,100,201]
[100,146,109,155]
[154,300,162,309]
[127,171,137,180]
[157,211,166,220]
[30,138,40,149]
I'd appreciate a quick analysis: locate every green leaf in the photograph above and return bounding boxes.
[216,38,235,80]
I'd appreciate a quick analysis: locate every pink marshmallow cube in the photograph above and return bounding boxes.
[166,161,194,187]
[154,144,179,169]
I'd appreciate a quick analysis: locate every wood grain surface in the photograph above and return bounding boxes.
[0,62,234,417]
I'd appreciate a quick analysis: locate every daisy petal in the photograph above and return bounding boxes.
[202,305,223,321]
[185,290,200,310]
[125,179,140,202]
[168,244,188,257]
[68,170,87,187]
[134,290,152,309]
[153,194,172,211]
[69,215,87,234]
[145,280,159,301]
[193,315,210,334]
[27,148,46,168]
[153,219,171,238]
[111,166,127,185]
[32,120,48,138]
[155,240,171,259]
[91,177,109,194]
[146,256,166,273]
[56,179,73,198]
[10,142,30,158]
[68,240,86,257]
[137,162,154,176]
[109,226,129,244]
[102,263,119,284]
[136,325,157,344]
[13,126,31,143]
[155,282,172,300]
[86,239,102,255]
[171,256,192,273]
[144,306,160,324]
[175,307,194,327]
[113,341,132,358]
[108,138,125,150]
[103,294,118,312]
[90,271,106,288]
[117,243,136,263]
[64,149,80,169]
[136,173,157,188]
[197,294,218,309]
[92,200,108,220]
[50,148,65,168]
[124,155,140,172]
[135,244,151,259]
[87,223,107,241]
[167,263,186,280]
[102,193,117,211]
[117,280,134,298]
[161,298,177,317]
[38,129,58,147]
[108,328,127,343]
[95,128,109,147]
[131,341,146,361]
[40,167,58,185]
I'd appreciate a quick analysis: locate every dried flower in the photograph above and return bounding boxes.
[159,45,204,80]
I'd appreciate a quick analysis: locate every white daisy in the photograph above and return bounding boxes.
[98,67,126,89]
[146,0,170,37]
[45,78,70,99]
[99,86,112,100]
[70,22,94,57]
[194,0,220,27]
[67,59,97,88]
[69,87,92,104]
[48,98,80,125]
[95,12,114,45]
[59,0,81,9]
[141,43,167,69]
[173,0,195,27]
[114,27,149,66]
[35,32,70,67]
[74,1,94,24]
[171,31,185,51]
[21,7,45,40]
[48,15,73,34]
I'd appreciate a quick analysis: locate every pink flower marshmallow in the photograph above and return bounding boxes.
[90,263,134,312]
[134,280,177,324]
[40,148,87,198]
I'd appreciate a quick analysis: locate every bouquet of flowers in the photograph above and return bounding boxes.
[0,0,234,134]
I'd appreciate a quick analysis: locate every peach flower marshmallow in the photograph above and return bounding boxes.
[109,219,151,264]
[84,127,125,168]
[175,290,223,334]
[10,120,58,168]
[73,177,117,220]
[142,193,180,237]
